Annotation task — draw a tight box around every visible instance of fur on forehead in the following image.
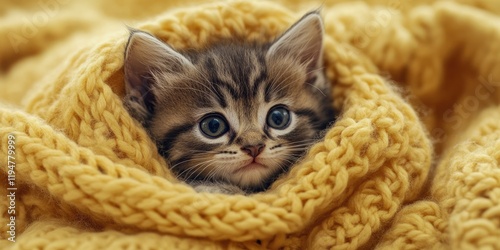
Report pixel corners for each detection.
[123,10,329,137]
[122,11,325,122]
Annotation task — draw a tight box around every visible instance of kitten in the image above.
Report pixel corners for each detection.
[123,11,336,194]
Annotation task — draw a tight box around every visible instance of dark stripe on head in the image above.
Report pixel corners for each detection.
[204,57,240,99]
[252,69,268,96]
[252,54,267,96]
[264,84,272,102]
[235,55,252,98]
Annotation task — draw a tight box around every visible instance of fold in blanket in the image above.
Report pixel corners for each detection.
[0,0,499,249]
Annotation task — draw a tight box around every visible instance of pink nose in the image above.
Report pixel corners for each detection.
[241,144,265,157]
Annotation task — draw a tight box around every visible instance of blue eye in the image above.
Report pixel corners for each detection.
[200,115,228,138]
[267,106,291,129]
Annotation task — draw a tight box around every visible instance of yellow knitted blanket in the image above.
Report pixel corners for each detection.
[1,0,499,249]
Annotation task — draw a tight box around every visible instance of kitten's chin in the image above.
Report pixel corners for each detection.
[232,162,267,174]
[229,161,277,189]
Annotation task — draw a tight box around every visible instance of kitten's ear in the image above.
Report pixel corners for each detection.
[123,30,192,121]
[267,12,324,82]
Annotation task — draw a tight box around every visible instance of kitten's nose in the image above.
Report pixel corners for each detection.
[241,144,265,157]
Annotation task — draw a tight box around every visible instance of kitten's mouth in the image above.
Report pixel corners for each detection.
[234,162,267,173]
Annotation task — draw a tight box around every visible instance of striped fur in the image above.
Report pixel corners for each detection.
[124,12,336,193]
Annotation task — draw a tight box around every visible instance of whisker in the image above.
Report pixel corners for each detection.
[191,159,218,181]
[177,161,207,179]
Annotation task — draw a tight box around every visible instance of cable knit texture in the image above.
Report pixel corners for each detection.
[0,0,499,249]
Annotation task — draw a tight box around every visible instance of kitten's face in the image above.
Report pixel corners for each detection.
[124,12,335,191]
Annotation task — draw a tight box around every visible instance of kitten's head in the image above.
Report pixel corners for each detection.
[123,12,335,192]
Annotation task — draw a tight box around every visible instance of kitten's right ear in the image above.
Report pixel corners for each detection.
[267,12,324,84]
[123,30,192,121]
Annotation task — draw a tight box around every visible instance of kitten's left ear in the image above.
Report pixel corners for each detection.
[124,30,193,97]
[123,30,193,122]
[267,12,324,83]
